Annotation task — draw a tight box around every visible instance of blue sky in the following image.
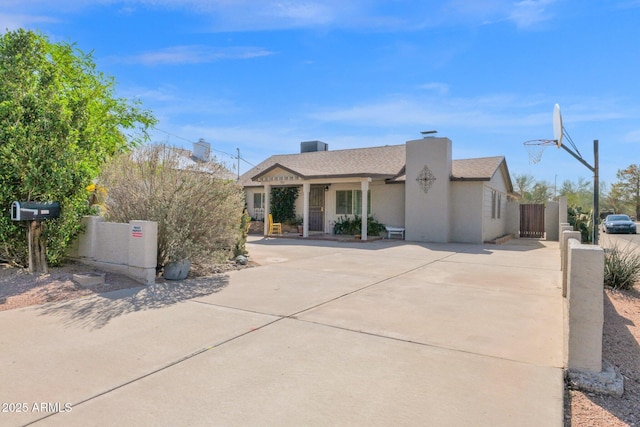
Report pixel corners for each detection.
[3,1,640,190]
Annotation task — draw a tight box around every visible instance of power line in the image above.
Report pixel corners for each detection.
[153,127,235,158]
[152,126,258,169]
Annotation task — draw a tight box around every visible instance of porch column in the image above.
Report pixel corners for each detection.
[361,179,370,241]
[263,184,271,236]
[302,182,310,238]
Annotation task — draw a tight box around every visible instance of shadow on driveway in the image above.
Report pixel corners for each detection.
[36,275,229,330]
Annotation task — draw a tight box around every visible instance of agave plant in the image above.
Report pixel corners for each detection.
[604,242,640,290]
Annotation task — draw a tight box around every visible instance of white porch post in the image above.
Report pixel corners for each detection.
[263,184,271,236]
[361,179,370,241]
[302,182,310,238]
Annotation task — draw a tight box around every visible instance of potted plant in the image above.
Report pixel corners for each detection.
[162,245,192,280]
[163,258,191,280]
[294,215,304,235]
[161,230,196,280]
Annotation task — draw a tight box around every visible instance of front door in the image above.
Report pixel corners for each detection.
[309,186,325,231]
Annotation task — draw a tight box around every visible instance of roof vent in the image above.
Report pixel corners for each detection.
[301,140,328,153]
[421,130,438,138]
[193,138,211,161]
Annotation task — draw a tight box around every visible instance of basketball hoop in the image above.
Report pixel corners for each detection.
[523,139,557,164]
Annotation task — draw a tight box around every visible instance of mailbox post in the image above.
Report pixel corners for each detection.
[11,201,60,221]
[10,201,60,273]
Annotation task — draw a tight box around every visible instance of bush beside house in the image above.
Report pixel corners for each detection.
[98,144,245,273]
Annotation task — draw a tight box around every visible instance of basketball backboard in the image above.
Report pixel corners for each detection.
[553,103,563,148]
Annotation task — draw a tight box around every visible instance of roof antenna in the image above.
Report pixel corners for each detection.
[421,130,437,138]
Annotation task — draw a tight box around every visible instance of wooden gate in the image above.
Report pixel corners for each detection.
[519,204,545,238]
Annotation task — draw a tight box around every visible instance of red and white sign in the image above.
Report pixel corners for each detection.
[131,225,143,238]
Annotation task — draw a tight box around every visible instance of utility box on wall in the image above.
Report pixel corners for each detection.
[11,201,60,221]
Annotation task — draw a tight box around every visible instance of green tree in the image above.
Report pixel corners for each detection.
[512,173,535,199]
[270,187,299,224]
[528,181,553,204]
[604,183,629,215]
[0,29,155,270]
[611,164,640,219]
[558,177,592,209]
[511,174,552,203]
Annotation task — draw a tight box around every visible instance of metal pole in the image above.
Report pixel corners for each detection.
[560,144,595,173]
[559,139,599,244]
[237,148,240,181]
[593,139,599,245]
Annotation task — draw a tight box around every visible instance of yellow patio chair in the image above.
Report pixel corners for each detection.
[268,214,282,235]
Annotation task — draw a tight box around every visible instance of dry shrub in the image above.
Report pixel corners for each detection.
[98,144,245,270]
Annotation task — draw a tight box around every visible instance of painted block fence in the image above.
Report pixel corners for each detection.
[69,216,157,285]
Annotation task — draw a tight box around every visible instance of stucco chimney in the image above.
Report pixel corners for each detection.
[404,136,452,242]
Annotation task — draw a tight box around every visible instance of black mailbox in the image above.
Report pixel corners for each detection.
[11,201,60,221]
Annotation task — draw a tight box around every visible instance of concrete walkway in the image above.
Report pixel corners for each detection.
[0,237,564,426]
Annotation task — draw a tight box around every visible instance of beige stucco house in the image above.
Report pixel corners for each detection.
[239,136,516,243]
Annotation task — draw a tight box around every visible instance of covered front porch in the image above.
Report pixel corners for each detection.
[248,222,385,242]
[255,175,374,241]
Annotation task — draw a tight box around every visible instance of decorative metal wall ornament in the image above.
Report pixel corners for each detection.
[416,165,436,194]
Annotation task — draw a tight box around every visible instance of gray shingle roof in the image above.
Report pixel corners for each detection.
[241,145,406,185]
[451,156,506,180]
[240,144,512,192]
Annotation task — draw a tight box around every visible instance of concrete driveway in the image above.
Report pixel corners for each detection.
[0,237,564,426]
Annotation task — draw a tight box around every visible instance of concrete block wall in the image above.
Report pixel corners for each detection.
[94,222,129,265]
[561,230,582,297]
[559,195,568,224]
[71,216,157,285]
[545,201,560,241]
[505,200,520,238]
[564,237,604,372]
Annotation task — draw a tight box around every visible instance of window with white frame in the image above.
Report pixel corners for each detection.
[491,190,497,219]
[491,190,502,219]
[336,190,371,215]
[253,192,265,220]
[253,192,264,209]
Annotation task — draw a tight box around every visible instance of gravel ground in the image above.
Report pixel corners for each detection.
[565,287,640,426]
[0,258,254,312]
[0,261,143,311]
[1,260,638,425]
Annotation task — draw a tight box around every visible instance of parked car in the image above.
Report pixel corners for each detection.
[601,214,637,234]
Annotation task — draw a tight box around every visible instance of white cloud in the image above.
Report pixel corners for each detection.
[0,1,343,32]
[0,13,57,31]
[622,129,640,143]
[508,0,556,28]
[308,95,550,131]
[1,0,561,34]
[616,0,640,9]
[117,45,274,65]
[199,0,395,32]
[306,93,640,148]
[418,82,450,95]
[270,1,335,25]
[120,85,178,102]
[444,0,557,29]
